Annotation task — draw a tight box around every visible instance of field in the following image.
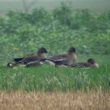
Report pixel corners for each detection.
[0,55,110,109]
[0,2,110,109]
[0,55,110,92]
[0,91,110,110]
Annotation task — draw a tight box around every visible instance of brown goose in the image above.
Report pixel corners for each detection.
[71,58,99,68]
[45,47,77,66]
[7,47,48,68]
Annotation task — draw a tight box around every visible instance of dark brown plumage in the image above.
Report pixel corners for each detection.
[71,58,99,68]
[7,47,48,68]
[45,47,77,66]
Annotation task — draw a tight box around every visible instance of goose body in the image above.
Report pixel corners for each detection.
[45,47,77,66]
[48,54,68,65]
[7,48,47,68]
[69,58,99,68]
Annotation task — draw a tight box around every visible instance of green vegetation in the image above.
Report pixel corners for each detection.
[0,4,110,65]
[0,3,110,92]
[0,55,110,92]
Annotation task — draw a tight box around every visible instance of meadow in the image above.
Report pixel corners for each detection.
[0,55,110,92]
[0,55,110,110]
[0,3,110,109]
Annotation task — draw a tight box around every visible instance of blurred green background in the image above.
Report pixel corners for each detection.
[0,0,110,65]
[0,0,110,15]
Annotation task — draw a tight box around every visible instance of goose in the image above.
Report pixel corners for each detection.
[70,58,99,68]
[7,47,48,68]
[45,47,77,66]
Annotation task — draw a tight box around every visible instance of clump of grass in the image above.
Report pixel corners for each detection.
[0,63,110,92]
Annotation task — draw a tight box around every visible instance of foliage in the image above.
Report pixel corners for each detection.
[0,4,110,65]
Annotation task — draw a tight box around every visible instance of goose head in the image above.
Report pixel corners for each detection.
[37,47,48,59]
[87,58,99,68]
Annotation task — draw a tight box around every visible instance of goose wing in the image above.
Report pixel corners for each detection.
[14,58,24,63]
[50,54,67,61]
[71,63,89,68]
[21,56,42,64]
[45,55,68,65]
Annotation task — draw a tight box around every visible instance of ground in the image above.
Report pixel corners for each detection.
[0,55,110,110]
[0,91,110,110]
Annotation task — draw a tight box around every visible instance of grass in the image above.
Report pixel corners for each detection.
[0,55,110,92]
[0,91,110,110]
[0,55,110,110]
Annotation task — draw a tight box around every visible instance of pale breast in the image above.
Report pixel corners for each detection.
[68,54,77,65]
